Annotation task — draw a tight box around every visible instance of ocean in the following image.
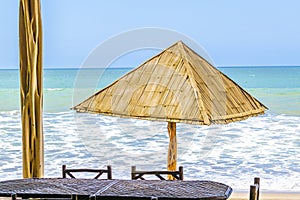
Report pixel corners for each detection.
[0,66,299,192]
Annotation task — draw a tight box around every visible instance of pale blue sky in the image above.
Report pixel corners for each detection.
[1,0,300,69]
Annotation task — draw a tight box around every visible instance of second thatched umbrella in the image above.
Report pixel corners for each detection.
[73,41,267,177]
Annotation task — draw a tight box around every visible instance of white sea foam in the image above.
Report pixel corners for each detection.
[0,110,299,192]
[45,88,64,91]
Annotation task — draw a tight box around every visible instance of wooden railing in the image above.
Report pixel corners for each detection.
[62,165,112,179]
[131,166,183,180]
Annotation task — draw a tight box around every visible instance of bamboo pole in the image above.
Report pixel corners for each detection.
[19,0,44,178]
[167,122,177,180]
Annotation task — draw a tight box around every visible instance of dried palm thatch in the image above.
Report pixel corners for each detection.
[73,41,267,124]
[73,41,267,176]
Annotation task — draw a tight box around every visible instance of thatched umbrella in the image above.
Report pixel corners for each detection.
[19,0,44,178]
[73,41,267,178]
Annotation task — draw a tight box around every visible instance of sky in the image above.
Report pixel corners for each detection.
[1,0,300,69]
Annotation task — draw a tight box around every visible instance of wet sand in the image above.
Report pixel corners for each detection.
[229,191,300,200]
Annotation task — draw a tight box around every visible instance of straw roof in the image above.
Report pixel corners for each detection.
[73,41,267,125]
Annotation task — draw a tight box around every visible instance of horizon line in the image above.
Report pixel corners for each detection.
[1,65,300,70]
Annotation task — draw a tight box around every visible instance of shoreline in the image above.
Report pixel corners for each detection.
[229,191,300,200]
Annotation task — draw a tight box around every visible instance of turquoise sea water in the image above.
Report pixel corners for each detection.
[0,66,299,192]
[1,66,299,114]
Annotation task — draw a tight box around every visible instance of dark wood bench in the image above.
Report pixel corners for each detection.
[131,166,183,180]
[0,178,232,200]
[62,165,112,179]
[11,193,78,200]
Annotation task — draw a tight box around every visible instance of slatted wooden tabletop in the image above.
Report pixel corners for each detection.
[0,178,232,199]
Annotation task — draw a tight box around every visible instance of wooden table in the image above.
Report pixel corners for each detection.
[0,178,232,199]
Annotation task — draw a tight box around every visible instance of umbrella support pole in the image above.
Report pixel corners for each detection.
[19,0,44,178]
[167,122,177,180]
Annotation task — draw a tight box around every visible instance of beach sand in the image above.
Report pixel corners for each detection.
[229,191,300,200]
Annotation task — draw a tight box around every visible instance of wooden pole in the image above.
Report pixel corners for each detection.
[19,0,44,178]
[254,177,260,200]
[249,177,260,200]
[167,122,177,180]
